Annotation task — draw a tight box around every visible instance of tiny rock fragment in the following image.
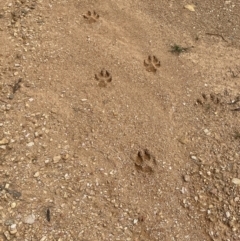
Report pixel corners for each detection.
[178,136,189,144]
[9,224,17,234]
[23,214,36,224]
[183,175,190,182]
[184,4,195,11]
[61,153,69,160]
[0,138,8,145]
[11,202,16,209]
[64,173,70,180]
[234,197,239,202]
[133,219,138,224]
[232,178,240,185]
[53,155,61,163]
[26,142,34,147]
[34,172,40,178]
[4,231,11,240]
[204,129,210,135]
[181,187,187,194]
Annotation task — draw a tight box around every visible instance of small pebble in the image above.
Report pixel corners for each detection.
[11,202,16,209]
[204,129,210,135]
[232,178,240,185]
[190,155,197,160]
[23,214,35,224]
[34,172,40,178]
[133,219,138,224]
[9,224,17,234]
[26,142,34,147]
[183,175,190,182]
[4,231,10,240]
[0,138,8,145]
[53,155,61,163]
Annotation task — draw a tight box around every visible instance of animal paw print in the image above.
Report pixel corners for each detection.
[95,69,112,87]
[195,93,222,111]
[133,149,157,174]
[83,11,99,24]
[144,55,161,73]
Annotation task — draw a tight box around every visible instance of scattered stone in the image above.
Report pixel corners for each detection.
[5,104,11,111]
[232,178,240,185]
[234,197,239,202]
[61,153,69,160]
[4,231,10,240]
[64,173,70,180]
[183,174,190,182]
[8,94,14,99]
[34,172,40,178]
[181,187,187,194]
[190,155,197,160]
[204,129,210,135]
[226,211,231,218]
[0,145,7,150]
[23,214,35,224]
[11,202,16,209]
[9,224,17,234]
[53,155,61,163]
[184,4,196,11]
[0,138,8,145]
[26,142,34,147]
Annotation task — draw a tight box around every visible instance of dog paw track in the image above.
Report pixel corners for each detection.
[83,11,99,23]
[95,69,112,87]
[195,93,222,111]
[132,149,157,174]
[144,55,161,73]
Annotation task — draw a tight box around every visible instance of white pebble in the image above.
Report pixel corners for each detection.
[23,214,36,224]
[27,142,34,147]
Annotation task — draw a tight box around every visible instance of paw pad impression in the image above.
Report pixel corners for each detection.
[95,69,112,87]
[83,11,99,23]
[144,55,161,73]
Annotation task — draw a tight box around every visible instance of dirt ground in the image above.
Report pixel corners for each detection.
[0,0,240,240]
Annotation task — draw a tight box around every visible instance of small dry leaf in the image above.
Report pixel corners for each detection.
[184,4,195,12]
[232,178,240,185]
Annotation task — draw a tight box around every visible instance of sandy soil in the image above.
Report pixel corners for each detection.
[0,0,240,240]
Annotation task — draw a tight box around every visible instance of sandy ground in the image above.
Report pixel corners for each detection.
[0,0,240,240]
